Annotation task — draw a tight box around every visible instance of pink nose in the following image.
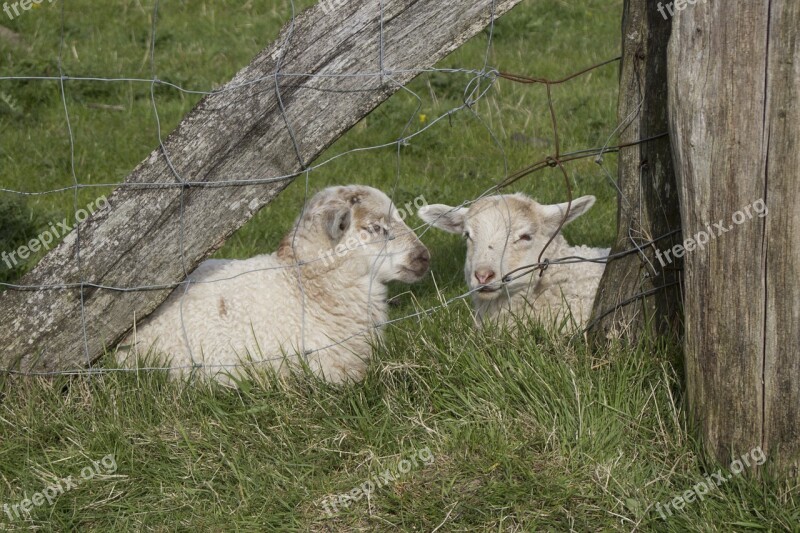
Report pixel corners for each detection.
[474,269,496,285]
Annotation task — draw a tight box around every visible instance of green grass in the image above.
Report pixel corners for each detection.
[1,0,797,530]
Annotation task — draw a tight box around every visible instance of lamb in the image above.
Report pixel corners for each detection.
[418,193,609,329]
[118,185,430,385]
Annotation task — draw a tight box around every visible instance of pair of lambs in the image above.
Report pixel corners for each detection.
[120,185,607,385]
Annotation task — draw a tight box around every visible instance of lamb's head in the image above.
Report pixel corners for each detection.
[281,185,430,283]
[419,193,596,300]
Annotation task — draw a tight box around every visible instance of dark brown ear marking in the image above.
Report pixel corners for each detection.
[325,205,352,241]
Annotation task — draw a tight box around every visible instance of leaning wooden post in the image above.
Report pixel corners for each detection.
[0,0,526,373]
[669,1,800,475]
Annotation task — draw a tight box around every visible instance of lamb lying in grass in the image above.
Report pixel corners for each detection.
[119,185,430,384]
[419,193,608,329]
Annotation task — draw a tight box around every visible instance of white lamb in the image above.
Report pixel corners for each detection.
[118,185,430,384]
[419,193,609,329]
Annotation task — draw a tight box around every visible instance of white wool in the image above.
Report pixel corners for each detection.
[118,185,430,385]
[419,193,609,329]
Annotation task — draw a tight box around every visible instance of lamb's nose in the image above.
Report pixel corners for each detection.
[417,248,431,266]
[474,269,496,285]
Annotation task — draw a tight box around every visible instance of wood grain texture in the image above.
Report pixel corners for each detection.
[0,0,526,372]
[669,0,799,475]
[589,0,683,342]
[763,0,800,477]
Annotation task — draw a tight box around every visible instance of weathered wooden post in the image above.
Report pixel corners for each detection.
[669,0,799,474]
[0,0,526,373]
[589,0,683,341]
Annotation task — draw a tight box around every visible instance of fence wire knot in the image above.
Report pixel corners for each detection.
[538,258,550,277]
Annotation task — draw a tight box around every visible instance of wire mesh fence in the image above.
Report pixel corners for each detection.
[0,0,680,379]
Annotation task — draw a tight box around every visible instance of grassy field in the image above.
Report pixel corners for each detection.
[1,0,798,531]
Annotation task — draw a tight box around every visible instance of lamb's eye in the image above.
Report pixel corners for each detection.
[365,224,386,235]
[518,234,533,242]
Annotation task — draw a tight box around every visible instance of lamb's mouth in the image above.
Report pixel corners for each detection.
[475,285,502,298]
[400,266,428,279]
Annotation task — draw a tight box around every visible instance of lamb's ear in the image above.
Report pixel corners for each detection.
[539,195,596,229]
[323,204,352,241]
[418,204,467,234]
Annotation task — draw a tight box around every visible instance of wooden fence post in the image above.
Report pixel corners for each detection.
[669,1,799,475]
[589,0,683,342]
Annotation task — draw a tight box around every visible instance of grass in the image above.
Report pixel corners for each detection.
[0,0,798,531]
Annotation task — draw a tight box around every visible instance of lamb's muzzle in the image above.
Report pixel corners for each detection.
[404,246,431,279]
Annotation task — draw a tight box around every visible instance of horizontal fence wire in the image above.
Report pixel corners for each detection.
[0,0,679,378]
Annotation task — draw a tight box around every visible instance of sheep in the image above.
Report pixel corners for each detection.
[118,185,431,385]
[418,193,609,329]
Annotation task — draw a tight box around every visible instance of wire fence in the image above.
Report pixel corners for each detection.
[0,0,681,379]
